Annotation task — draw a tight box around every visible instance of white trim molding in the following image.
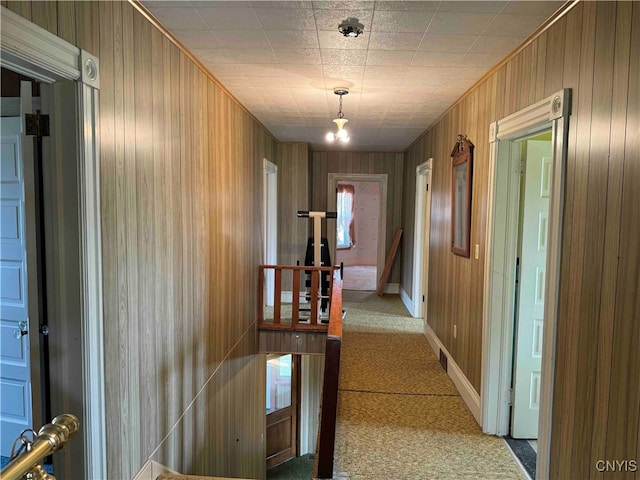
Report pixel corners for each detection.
[424,324,481,424]
[1,8,106,479]
[536,94,570,480]
[490,89,569,140]
[78,72,106,480]
[399,287,412,315]
[0,6,81,82]
[411,159,432,318]
[80,49,100,90]
[481,89,571,480]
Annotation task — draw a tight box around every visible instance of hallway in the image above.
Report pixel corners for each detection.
[332,292,525,479]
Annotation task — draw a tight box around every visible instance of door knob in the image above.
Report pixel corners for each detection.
[13,321,28,339]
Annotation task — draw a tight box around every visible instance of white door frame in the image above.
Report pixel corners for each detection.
[263,159,278,305]
[481,89,571,480]
[327,173,387,285]
[411,159,432,318]
[1,7,105,479]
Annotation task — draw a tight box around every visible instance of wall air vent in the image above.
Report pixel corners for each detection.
[439,349,448,372]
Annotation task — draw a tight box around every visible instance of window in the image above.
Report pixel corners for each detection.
[266,354,292,414]
[337,184,355,249]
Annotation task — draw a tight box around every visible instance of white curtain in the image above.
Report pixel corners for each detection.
[337,185,355,248]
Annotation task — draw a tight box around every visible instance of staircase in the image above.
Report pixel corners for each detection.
[258,265,345,479]
[258,265,339,355]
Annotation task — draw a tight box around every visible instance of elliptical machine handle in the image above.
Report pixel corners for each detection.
[325,212,337,218]
[297,210,309,217]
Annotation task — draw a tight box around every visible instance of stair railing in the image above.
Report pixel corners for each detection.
[258,265,338,331]
[1,414,79,480]
[314,269,344,479]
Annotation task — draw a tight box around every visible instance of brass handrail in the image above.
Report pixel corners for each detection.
[1,414,80,480]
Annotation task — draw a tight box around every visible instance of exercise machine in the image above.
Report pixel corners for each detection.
[297,210,338,323]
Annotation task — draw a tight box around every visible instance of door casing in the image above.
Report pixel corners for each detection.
[0,7,105,478]
[481,89,571,480]
[266,354,300,470]
[327,173,387,287]
[411,159,432,318]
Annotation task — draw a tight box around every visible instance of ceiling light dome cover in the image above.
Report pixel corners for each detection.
[338,18,364,37]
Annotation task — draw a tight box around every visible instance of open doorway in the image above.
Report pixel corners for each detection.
[481,89,571,480]
[327,173,387,293]
[0,9,105,477]
[499,131,553,478]
[0,73,46,461]
[0,69,86,477]
[266,354,300,470]
[335,181,380,291]
[263,159,277,306]
[511,130,553,442]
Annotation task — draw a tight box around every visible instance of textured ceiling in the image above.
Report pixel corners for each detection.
[142,1,564,151]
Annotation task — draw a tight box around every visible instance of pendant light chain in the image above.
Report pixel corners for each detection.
[337,94,344,119]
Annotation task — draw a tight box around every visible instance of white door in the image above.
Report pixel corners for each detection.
[0,116,33,456]
[511,138,552,439]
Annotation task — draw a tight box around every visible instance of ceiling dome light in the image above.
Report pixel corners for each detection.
[338,18,364,38]
[326,88,351,144]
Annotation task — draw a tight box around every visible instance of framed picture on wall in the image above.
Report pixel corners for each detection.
[451,135,474,257]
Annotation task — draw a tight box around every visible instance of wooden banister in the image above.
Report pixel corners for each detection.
[315,269,343,479]
[258,265,337,332]
[258,265,344,476]
[274,268,282,324]
[292,269,300,326]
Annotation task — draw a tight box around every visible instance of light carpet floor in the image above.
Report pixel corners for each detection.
[332,291,526,480]
[341,265,377,291]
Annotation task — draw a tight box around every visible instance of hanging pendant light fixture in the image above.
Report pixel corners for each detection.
[326,88,350,144]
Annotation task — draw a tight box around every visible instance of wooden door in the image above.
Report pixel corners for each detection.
[266,354,299,470]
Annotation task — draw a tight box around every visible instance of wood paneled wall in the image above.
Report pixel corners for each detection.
[402,2,640,477]
[5,1,276,478]
[9,0,639,477]
[275,143,311,289]
[311,151,404,284]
